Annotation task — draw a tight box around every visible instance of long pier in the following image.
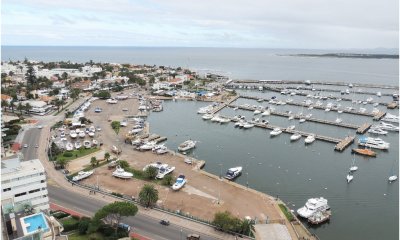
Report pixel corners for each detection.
[222,115,354,151]
[210,95,240,114]
[228,104,371,134]
[239,95,387,120]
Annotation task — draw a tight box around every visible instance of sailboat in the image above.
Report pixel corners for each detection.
[347,173,354,183]
[388,159,398,183]
[349,154,358,172]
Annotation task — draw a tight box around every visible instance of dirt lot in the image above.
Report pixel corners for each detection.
[78,92,282,222]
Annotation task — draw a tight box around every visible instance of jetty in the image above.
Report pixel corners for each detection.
[224,115,354,151]
[210,95,240,114]
[228,104,371,134]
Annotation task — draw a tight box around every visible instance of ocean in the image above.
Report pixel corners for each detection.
[2,46,399,240]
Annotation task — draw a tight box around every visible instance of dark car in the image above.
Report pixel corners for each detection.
[159,219,170,226]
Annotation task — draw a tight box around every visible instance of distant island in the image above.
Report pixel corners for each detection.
[287,53,399,59]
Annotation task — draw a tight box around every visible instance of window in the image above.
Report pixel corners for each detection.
[29,189,40,194]
[15,192,27,197]
[3,188,11,192]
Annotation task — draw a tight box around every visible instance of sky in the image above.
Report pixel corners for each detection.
[1,0,399,49]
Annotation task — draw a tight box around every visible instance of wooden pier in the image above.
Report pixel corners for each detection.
[223,115,353,151]
[335,136,355,152]
[228,104,370,132]
[210,95,240,114]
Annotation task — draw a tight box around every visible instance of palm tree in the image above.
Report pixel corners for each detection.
[1,100,9,112]
[17,102,24,115]
[56,158,70,169]
[90,156,97,167]
[139,184,159,208]
[104,152,111,162]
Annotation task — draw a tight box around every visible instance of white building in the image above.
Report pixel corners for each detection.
[1,157,49,215]
[20,100,53,115]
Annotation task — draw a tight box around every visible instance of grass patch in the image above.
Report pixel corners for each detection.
[56,148,100,162]
[278,204,294,222]
[68,232,105,240]
[68,160,109,179]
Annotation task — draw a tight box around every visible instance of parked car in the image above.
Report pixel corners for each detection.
[118,223,131,232]
[159,219,170,226]
[23,144,28,148]
[187,234,200,240]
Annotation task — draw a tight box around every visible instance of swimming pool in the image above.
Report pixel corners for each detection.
[21,212,49,235]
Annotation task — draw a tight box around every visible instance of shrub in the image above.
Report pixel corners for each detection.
[162,175,174,186]
[78,218,91,234]
[144,166,158,179]
[63,152,73,157]
[52,211,70,219]
[111,192,123,198]
[61,217,79,232]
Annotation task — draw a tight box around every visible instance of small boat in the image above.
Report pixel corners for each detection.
[270,128,282,136]
[290,133,302,141]
[111,145,122,154]
[218,116,231,123]
[347,173,353,183]
[338,110,343,114]
[112,165,133,179]
[70,130,77,139]
[287,125,295,131]
[79,131,86,138]
[88,131,95,137]
[243,122,255,129]
[178,140,196,152]
[211,115,222,122]
[261,110,271,116]
[308,106,314,110]
[335,118,342,123]
[254,109,261,115]
[72,170,94,181]
[153,145,168,154]
[388,159,398,183]
[377,92,382,97]
[297,197,330,218]
[94,107,102,113]
[325,108,331,112]
[184,158,192,164]
[299,118,306,123]
[66,142,74,151]
[308,211,331,225]
[305,135,316,144]
[92,139,98,146]
[202,114,213,120]
[106,98,118,104]
[373,103,379,107]
[75,141,82,149]
[288,115,295,120]
[349,154,358,172]
[389,175,398,183]
[139,141,157,151]
[89,126,96,132]
[83,140,91,149]
[233,107,239,111]
[224,167,243,180]
[351,148,376,157]
[359,108,367,113]
[156,165,176,179]
[172,175,186,190]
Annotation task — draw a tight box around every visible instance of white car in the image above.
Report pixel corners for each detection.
[37,125,43,129]
[23,144,28,148]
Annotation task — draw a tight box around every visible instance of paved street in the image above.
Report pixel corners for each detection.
[48,185,218,240]
[21,127,42,160]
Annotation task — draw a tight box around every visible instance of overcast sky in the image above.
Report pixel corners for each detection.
[2,0,399,49]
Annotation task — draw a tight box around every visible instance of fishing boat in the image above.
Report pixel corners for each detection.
[351,148,376,157]
[72,170,94,181]
[172,175,186,190]
[156,165,176,179]
[224,167,243,180]
[304,134,316,144]
[112,165,133,179]
[290,132,302,141]
[83,140,91,149]
[178,140,196,152]
[297,197,330,218]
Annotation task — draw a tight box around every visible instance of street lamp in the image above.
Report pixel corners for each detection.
[180,228,183,240]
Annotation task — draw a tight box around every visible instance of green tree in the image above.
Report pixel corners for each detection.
[17,102,24,114]
[118,160,129,170]
[144,166,158,179]
[162,175,174,186]
[70,88,81,101]
[111,121,121,135]
[212,211,243,233]
[56,158,70,169]
[104,152,111,162]
[90,156,97,167]
[91,202,138,235]
[61,72,68,80]
[94,90,111,99]
[24,103,32,115]
[25,65,37,87]
[1,99,9,112]
[139,184,159,208]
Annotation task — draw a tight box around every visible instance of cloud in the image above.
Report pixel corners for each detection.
[1,0,398,48]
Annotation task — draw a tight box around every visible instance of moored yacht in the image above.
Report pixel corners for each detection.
[224,167,243,180]
[270,128,282,136]
[297,197,330,218]
[172,175,186,190]
[290,132,302,141]
[178,140,196,152]
[305,134,316,144]
[202,114,214,120]
[382,113,399,124]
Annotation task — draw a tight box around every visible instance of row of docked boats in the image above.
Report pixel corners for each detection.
[358,136,390,150]
[68,126,97,139]
[65,139,99,150]
[368,122,399,135]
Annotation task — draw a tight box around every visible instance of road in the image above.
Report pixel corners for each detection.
[21,127,42,160]
[48,185,217,240]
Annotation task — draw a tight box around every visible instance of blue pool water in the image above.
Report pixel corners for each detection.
[23,213,49,234]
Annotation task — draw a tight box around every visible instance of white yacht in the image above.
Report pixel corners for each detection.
[379,122,399,132]
[335,118,342,123]
[358,136,390,150]
[297,197,330,218]
[261,110,271,116]
[83,140,91,149]
[243,122,255,129]
[156,165,176,179]
[287,125,295,131]
[139,141,157,151]
[66,142,74,151]
[70,130,77,139]
[368,127,388,135]
[254,109,261,115]
[153,145,168,154]
[172,175,186,190]
[112,165,133,179]
[224,167,243,180]
[218,116,231,123]
[305,135,316,144]
[178,140,196,152]
[382,113,399,124]
[389,175,398,183]
[74,141,82,149]
[197,105,214,114]
[299,118,306,123]
[270,128,282,136]
[202,114,214,120]
[106,98,118,104]
[290,132,302,141]
[72,170,94,182]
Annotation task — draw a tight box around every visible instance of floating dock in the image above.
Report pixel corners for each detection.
[228,104,371,134]
[210,95,240,114]
[334,136,355,151]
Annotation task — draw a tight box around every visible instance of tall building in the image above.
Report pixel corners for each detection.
[1,156,49,215]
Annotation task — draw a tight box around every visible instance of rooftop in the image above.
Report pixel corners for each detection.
[1,157,44,176]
